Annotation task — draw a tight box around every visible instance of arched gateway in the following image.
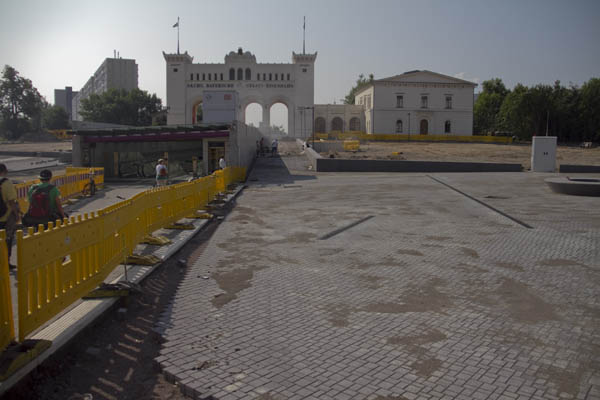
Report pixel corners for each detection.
[164,48,317,137]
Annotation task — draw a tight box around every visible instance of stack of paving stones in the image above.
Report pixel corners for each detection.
[155,155,600,400]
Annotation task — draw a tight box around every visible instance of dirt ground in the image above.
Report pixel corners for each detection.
[320,142,600,170]
[0,142,72,153]
[3,218,227,400]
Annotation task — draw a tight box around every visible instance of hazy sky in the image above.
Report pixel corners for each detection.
[1,0,599,130]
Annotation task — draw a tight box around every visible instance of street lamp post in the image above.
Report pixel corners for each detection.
[408,112,411,141]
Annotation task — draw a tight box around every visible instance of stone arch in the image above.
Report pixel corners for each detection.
[315,117,326,133]
[229,68,235,80]
[191,98,203,124]
[349,117,360,131]
[237,68,243,80]
[245,68,251,80]
[331,117,344,132]
[267,96,293,135]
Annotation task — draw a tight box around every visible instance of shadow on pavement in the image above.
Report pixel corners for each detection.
[249,154,316,187]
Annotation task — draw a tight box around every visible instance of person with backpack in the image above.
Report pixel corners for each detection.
[0,163,21,269]
[23,169,65,229]
[155,158,168,186]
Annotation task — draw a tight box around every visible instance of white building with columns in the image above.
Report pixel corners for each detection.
[354,70,477,135]
[163,48,316,137]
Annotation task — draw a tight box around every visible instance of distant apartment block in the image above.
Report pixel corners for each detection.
[72,57,138,121]
[54,86,78,119]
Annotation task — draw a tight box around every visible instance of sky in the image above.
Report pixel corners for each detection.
[1,0,599,131]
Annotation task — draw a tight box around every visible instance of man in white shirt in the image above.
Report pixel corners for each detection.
[156,159,168,186]
[219,157,226,169]
[271,139,278,157]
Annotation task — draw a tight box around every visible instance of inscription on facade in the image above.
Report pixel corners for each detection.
[188,83,294,89]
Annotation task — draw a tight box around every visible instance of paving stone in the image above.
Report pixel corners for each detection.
[153,151,600,400]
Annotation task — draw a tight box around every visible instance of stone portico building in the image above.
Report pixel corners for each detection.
[164,48,316,137]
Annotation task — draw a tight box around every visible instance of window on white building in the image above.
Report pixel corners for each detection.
[257,73,260,80]
[445,96,452,109]
[220,73,223,80]
[229,68,235,80]
[202,73,205,80]
[287,73,290,80]
[237,68,243,80]
[275,73,278,81]
[263,73,266,80]
[445,120,451,133]
[190,73,193,80]
[421,96,428,108]
[196,73,199,80]
[269,73,272,81]
[396,95,403,108]
[208,73,212,80]
[245,68,251,80]
[396,120,403,133]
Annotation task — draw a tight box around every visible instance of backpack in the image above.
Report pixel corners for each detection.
[0,178,7,217]
[28,185,53,218]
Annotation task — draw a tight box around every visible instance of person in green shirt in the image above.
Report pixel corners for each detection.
[24,169,66,229]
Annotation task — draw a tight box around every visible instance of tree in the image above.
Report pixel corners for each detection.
[0,65,46,139]
[473,78,508,134]
[80,88,163,126]
[344,73,374,105]
[579,78,600,141]
[42,105,70,129]
[498,84,532,139]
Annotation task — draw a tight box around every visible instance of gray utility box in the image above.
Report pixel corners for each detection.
[202,91,239,124]
[531,136,557,172]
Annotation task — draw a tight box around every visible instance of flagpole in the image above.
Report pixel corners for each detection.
[303,16,305,54]
[177,17,180,54]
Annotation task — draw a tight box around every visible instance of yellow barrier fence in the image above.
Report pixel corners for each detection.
[314,131,512,144]
[343,140,360,151]
[0,231,15,351]
[15,167,245,342]
[15,168,104,214]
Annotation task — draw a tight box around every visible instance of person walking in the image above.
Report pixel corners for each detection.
[271,138,278,157]
[0,163,21,269]
[23,169,65,230]
[155,158,168,186]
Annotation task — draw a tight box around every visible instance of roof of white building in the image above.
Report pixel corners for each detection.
[356,69,477,96]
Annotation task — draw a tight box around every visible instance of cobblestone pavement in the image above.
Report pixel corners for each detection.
[156,144,600,400]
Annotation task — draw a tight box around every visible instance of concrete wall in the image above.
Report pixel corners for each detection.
[315,159,522,173]
[311,141,343,153]
[228,121,263,173]
[559,164,600,173]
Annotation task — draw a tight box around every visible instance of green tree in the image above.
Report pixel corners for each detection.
[473,78,509,134]
[0,65,47,139]
[42,104,70,129]
[344,73,374,105]
[498,83,530,139]
[579,78,600,141]
[80,88,162,126]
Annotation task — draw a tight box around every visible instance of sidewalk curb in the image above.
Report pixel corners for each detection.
[0,183,245,394]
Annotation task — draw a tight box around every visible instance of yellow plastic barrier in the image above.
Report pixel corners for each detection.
[323,131,512,144]
[15,166,245,341]
[0,231,15,352]
[343,140,360,151]
[15,168,105,214]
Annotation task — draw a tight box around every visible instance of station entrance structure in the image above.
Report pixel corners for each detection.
[163,48,317,138]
